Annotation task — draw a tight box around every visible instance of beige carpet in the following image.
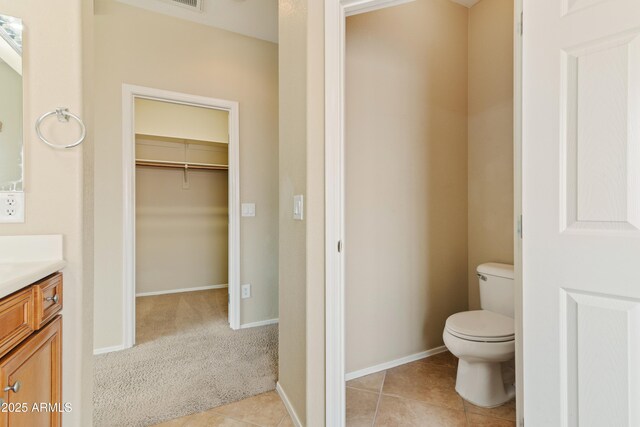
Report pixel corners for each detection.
[93,290,278,427]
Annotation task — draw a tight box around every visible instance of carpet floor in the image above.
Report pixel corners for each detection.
[93,289,278,427]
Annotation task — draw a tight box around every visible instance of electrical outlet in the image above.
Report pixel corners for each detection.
[0,193,24,223]
[241,284,251,299]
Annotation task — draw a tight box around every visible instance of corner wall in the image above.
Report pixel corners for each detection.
[278,0,308,421]
[92,0,279,350]
[467,0,514,309]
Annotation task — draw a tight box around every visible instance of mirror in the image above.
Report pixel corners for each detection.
[0,14,22,192]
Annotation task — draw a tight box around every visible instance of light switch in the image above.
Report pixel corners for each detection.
[293,195,304,221]
[241,203,256,217]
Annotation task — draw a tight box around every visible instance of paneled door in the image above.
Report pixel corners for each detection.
[523,0,640,425]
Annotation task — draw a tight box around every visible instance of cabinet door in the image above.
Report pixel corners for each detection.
[0,316,61,427]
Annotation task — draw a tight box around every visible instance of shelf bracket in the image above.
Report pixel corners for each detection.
[182,164,190,189]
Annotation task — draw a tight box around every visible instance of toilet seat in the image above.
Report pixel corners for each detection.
[445,310,514,343]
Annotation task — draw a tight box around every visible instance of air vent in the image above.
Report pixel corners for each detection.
[163,0,203,12]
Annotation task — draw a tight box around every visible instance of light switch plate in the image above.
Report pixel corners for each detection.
[293,195,304,220]
[241,203,256,217]
[241,284,251,299]
[0,192,24,223]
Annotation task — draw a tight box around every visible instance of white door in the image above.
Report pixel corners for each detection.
[523,0,640,425]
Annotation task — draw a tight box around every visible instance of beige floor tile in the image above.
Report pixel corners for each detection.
[464,398,516,421]
[175,412,258,427]
[210,391,287,427]
[347,371,386,393]
[374,395,467,427]
[419,351,458,369]
[382,361,464,410]
[278,414,295,427]
[346,387,380,427]
[466,413,516,427]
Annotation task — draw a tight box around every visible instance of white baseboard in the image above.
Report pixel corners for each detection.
[93,344,127,355]
[136,284,228,297]
[276,382,303,427]
[345,345,448,381]
[240,318,279,329]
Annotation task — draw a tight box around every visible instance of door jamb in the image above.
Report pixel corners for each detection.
[122,84,241,349]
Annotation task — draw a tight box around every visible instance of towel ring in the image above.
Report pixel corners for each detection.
[35,108,86,149]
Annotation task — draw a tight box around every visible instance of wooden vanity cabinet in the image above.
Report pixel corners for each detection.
[0,289,34,360]
[0,317,61,427]
[0,273,63,427]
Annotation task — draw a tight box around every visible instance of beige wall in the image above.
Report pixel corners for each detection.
[278,0,327,423]
[0,0,93,425]
[0,60,23,190]
[468,0,514,309]
[345,0,469,373]
[135,98,229,143]
[93,0,279,350]
[278,0,307,421]
[304,0,326,422]
[136,164,229,294]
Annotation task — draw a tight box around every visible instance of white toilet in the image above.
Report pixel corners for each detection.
[443,263,515,408]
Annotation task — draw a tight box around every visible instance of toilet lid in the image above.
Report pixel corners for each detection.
[445,310,514,342]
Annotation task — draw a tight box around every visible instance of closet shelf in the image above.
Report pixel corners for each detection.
[135,159,228,171]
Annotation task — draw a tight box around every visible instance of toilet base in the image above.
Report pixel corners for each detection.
[455,359,515,408]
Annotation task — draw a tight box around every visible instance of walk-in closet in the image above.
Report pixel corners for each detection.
[134,98,230,344]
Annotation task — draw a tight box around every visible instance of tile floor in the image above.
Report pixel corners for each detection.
[345,351,516,426]
[153,391,293,427]
[153,351,516,427]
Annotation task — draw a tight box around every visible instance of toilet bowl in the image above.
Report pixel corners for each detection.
[443,263,515,408]
[443,310,515,407]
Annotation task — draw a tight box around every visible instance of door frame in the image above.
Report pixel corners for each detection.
[323,0,524,425]
[122,84,241,349]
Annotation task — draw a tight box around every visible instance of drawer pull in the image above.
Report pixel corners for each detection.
[45,295,59,304]
[4,381,20,393]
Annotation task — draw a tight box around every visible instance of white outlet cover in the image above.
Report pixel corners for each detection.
[0,192,24,223]
[241,203,256,217]
[241,284,251,299]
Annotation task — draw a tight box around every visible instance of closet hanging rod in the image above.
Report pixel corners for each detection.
[135,159,228,171]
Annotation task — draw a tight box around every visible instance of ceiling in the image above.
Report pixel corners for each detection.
[116,0,278,43]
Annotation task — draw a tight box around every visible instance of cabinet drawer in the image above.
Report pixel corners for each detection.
[33,273,62,330]
[0,289,34,360]
[0,316,62,427]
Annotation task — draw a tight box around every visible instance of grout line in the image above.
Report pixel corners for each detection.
[346,386,381,396]
[378,391,465,413]
[371,371,386,427]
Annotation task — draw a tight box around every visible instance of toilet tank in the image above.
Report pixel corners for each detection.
[477,263,515,318]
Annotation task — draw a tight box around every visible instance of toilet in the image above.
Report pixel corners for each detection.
[443,263,515,408]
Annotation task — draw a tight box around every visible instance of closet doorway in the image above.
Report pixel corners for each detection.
[122,85,241,349]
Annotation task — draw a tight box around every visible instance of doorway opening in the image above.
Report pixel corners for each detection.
[325,0,523,425]
[121,85,241,347]
[133,97,231,345]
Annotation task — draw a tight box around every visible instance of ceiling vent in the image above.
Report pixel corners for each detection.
[163,0,203,12]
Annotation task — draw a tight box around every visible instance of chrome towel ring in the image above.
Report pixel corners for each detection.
[35,107,86,149]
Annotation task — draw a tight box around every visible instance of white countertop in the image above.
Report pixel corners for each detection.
[0,260,67,299]
[0,235,66,299]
